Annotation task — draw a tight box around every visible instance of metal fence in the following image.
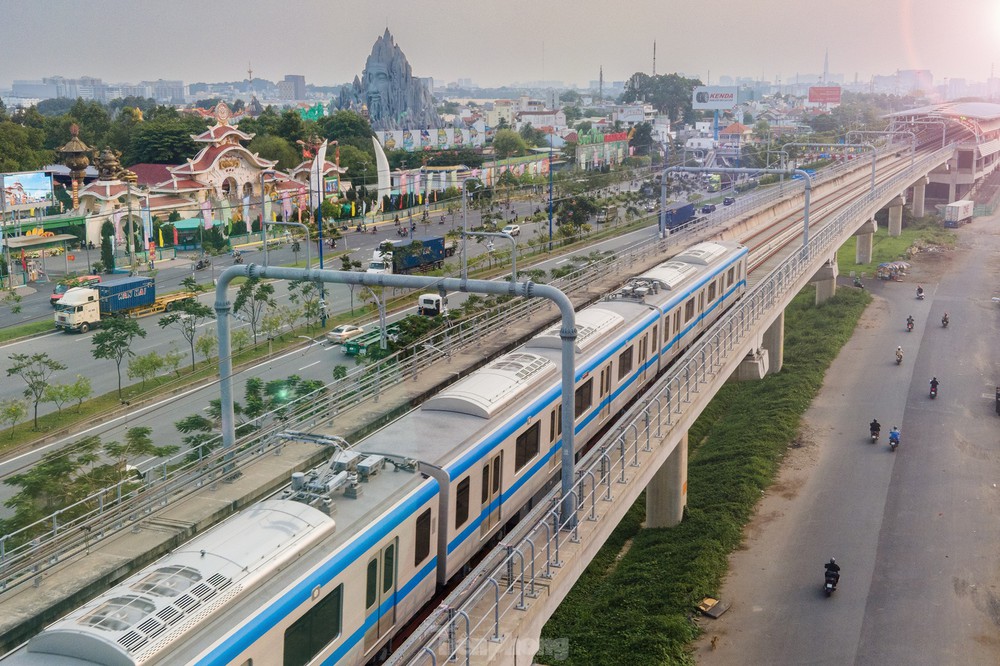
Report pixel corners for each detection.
[390,144,955,665]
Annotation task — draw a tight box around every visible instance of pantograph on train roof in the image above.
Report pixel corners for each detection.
[526,307,625,353]
[422,352,555,419]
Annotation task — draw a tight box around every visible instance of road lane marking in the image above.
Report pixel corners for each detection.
[299,360,321,371]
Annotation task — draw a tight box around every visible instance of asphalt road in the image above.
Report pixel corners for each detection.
[0,217,661,514]
[694,220,1000,664]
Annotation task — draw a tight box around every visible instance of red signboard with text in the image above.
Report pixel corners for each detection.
[808,86,842,104]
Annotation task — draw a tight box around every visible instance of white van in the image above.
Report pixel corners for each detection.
[417,293,448,316]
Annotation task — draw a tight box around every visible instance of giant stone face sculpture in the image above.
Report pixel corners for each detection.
[336,29,443,131]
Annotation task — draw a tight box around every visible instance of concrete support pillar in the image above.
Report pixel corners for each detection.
[853,218,876,265]
[887,195,905,237]
[812,257,838,304]
[762,311,785,375]
[646,432,687,528]
[948,158,957,203]
[912,177,928,218]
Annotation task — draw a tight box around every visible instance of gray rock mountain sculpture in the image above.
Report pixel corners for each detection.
[336,29,443,131]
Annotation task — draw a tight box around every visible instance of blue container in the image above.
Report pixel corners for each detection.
[96,277,156,314]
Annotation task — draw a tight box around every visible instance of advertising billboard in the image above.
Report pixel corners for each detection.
[692,86,738,110]
[808,86,842,104]
[2,170,54,212]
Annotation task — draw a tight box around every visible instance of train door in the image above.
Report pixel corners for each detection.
[599,365,612,419]
[363,539,398,653]
[480,452,503,537]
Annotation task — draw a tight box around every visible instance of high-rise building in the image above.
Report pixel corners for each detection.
[278,74,307,100]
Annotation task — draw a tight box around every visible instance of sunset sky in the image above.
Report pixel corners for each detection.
[3,0,999,89]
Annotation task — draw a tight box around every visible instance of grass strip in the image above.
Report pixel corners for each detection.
[539,287,870,665]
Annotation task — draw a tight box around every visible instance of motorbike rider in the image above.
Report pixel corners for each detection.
[916,285,924,298]
[870,418,881,438]
[889,426,900,444]
[824,558,841,584]
[906,315,915,330]
[942,312,949,326]
[930,377,940,392]
[896,346,903,362]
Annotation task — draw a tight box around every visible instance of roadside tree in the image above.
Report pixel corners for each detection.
[233,277,276,344]
[91,318,146,400]
[128,351,165,389]
[159,300,214,370]
[0,399,27,437]
[6,352,68,429]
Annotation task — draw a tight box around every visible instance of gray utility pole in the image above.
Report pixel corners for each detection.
[660,166,814,245]
[214,265,580,525]
[847,130,916,168]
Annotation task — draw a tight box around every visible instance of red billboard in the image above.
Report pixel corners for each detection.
[808,86,842,104]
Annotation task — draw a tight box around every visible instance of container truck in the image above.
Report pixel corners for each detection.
[943,200,974,228]
[663,202,696,230]
[366,235,456,275]
[54,277,196,333]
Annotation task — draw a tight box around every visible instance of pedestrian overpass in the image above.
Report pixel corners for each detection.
[391,144,958,665]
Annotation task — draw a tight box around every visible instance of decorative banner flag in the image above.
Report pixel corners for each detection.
[281,192,293,220]
[158,227,164,247]
[309,140,328,210]
[263,195,272,223]
[141,204,152,243]
[173,227,179,245]
[242,194,251,227]
[112,209,124,242]
[351,201,356,217]
[201,200,214,230]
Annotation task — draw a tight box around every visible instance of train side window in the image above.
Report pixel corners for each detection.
[515,422,540,472]
[481,464,490,503]
[663,317,670,345]
[708,281,716,302]
[652,325,657,350]
[415,509,431,566]
[617,347,633,380]
[365,559,378,608]
[382,544,395,594]
[684,298,695,323]
[575,379,593,418]
[455,477,470,529]
[283,584,343,666]
[549,405,562,443]
[727,267,735,287]
[673,310,681,333]
[241,661,252,666]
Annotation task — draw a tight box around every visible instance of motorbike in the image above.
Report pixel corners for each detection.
[233,254,244,265]
[896,350,903,365]
[870,428,880,443]
[396,227,408,237]
[824,571,840,597]
[194,258,210,270]
[853,276,864,289]
[916,288,925,300]
[930,384,938,399]
[942,315,949,328]
[906,320,914,332]
[889,432,900,452]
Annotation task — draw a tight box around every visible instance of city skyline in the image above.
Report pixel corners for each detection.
[3,1,1000,92]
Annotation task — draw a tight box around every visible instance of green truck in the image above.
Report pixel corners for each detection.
[342,323,402,357]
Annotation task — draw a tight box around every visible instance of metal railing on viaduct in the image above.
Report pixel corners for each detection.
[389,145,955,665]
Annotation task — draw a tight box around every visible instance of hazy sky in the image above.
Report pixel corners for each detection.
[3,0,1000,90]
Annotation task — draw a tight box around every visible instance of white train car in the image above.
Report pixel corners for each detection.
[3,241,746,666]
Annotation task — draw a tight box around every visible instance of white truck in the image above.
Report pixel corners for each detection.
[943,200,974,227]
[417,293,448,316]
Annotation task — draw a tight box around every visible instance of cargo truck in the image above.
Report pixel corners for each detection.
[54,276,196,333]
[342,323,401,357]
[662,202,696,230]
[943,200,974,228]
[596,206,619,223]
[366,235,456,275]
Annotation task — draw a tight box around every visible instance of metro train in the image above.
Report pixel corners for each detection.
[3,240,748,666]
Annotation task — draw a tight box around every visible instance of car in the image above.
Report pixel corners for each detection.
[501,224,520,237]
[723,197,736,206]
[50,275,102,306]
[326,324,365,344]
[701,204,717,214]
[645,201,657,212]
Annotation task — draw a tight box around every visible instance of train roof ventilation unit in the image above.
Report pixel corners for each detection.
[673,241,731,266]
[526,308,624,353]
[422,352,555,418]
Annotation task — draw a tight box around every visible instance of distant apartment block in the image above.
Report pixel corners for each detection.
[11,76,186,103]
[278,75,306,100]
